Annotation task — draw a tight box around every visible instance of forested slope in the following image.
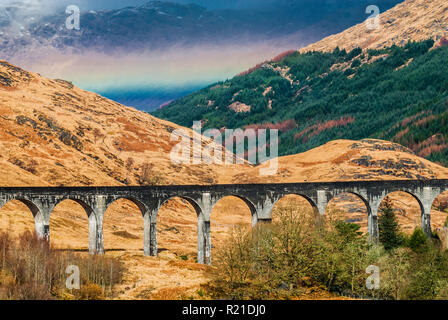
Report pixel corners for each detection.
[153,39,448,165]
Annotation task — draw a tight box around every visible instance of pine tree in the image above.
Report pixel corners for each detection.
[378,197,403,251]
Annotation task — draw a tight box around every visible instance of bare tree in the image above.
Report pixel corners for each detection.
[124,157,135,185]
[136,163,164,186]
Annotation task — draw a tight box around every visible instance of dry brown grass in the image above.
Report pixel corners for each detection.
[150,287,191,300]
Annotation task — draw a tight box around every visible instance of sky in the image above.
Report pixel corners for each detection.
[0,0,279,11]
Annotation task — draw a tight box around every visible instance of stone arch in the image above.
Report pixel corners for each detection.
[377,190,426,235]
[273,193,319,213]
[49,198,92,251]
[157,195,203,218]
[0,197,42,237]
[105,196,148,217]
[210,193,257,225]
[150,195,204,261]
[430,189,448,209]
[102,197,148,252]
[269,193,320,226]
[209,195,255,257]
[0,197,41,217]
[325,191,372,233]
[213,194,256,212]
[326,191,371,214]
[51,197,94,217]
[379,190,424,214]
[429,189,448,230]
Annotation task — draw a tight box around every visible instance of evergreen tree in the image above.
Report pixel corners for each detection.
[378,197,403,250]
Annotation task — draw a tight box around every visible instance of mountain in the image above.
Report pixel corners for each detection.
[0,59,249,187]
[2,58,445,186]
[152,0,448,166]
[0,0,403,110]
[0,0,403,57]
[237,139,448,183]
[301,0,448,52]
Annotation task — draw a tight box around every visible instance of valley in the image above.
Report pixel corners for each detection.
[1,0,448,300]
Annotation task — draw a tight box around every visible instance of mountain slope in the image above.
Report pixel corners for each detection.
[0,60,248,187]
[301,0,448,52]
[152,37,448,165]
[238,139,448,183]
[0,0,405,111]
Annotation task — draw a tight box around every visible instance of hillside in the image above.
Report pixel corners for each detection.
[0,60,249,187]
[234,139,448,183]
[301,0,448,52]
[152,38,448,166]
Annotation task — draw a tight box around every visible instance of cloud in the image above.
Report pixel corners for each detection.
[1,0,65,14]
[11,41,294,91]
[1,0,149,12]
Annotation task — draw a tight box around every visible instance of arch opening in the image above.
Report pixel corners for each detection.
[49,199,91,251]
[378,191,423,235]
[325,192,370,233]
[156,196,199,260]
[210,196,254,252]
[272,194,318,224]
[0,199,37,237]
[103,198,145,253]
[431,190,448,230]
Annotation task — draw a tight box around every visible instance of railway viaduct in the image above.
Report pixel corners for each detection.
[0,179,446,265]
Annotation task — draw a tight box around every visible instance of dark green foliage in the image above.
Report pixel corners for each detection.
[378,198,404,251]
[351,58,361,68]
[408,227,428,252]
[334,220,363,242]
[152,39,448,165]
[345,47,362,61]
[405,246,448,300]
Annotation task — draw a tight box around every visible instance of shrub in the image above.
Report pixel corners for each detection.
[0,231,123,300]
[408,227,428,252]
[205,204,448,300]
[77,283,104,300]
[205,206,373,299]
[136,163,165,186]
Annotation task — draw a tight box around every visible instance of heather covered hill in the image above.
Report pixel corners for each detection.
[236,139,448,183]
[152,39,448,165]
[0,60,248,187]
[301,0,448,53]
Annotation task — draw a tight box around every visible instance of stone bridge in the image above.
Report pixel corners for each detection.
[0,179,447,265]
